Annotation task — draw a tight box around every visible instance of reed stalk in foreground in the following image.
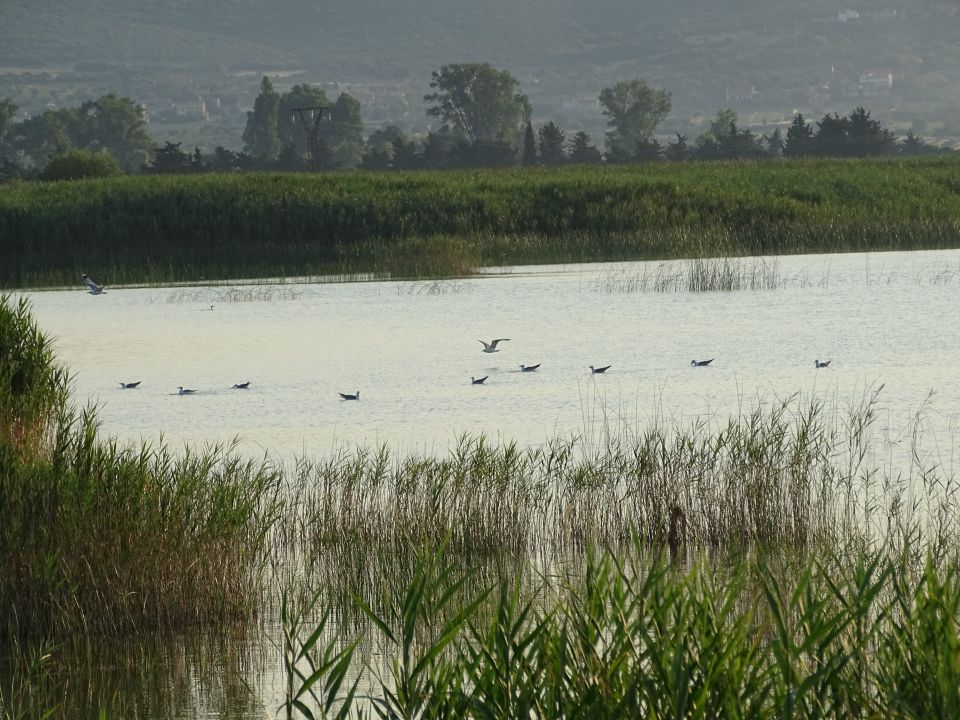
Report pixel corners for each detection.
[283,541,960,719]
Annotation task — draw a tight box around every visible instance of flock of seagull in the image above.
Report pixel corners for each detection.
[85,274,832,401]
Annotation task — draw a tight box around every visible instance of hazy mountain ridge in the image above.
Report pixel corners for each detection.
[2,0,959,142]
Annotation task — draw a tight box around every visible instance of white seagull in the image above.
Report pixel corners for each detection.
[520,363,541,372]
[691,358,714,367]
[177,386,198,395]
[119,381,141,389]
[471,376,488,385]
[815,359,831,368]
[590,365,611,374]
[479,338,510,353]
[339,390,360,400]
[82,274,106,295]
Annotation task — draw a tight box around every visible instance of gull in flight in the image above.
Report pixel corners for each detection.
[339,390,360,400]
[232,381,251,389]
[691,358,714,367]
[177,386,198,395]
[119,381,141,389]
[82,274,106,295]
[815,359,831,368]
[520,363,541,372]
[471,376,488,385]
[479,338,510,353]
[590,365,611,374]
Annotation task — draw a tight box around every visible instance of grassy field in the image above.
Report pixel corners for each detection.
[3,156,960,288]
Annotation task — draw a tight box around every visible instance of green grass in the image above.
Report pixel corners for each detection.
[3,156,960,288]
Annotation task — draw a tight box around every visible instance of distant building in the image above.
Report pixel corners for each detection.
[841,71,894,97]
[725,84,758,103]
[172,97,209,121]
[838,9,860,21]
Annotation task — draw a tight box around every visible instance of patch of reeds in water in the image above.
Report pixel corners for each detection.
[0,295,283,642]
[591,256,785,292]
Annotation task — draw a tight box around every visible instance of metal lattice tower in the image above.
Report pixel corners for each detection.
[291,106,329,171]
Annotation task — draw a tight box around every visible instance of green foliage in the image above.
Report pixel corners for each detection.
[537,121,566,166]
[425,63,531,145]
[243,76,282,161]
[3,157,960,287]
[598,78,671,158]
[0,296,283,641]
[284,544,960,718]
[39,148,122,181]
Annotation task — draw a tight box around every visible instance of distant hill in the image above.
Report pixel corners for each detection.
[2,0,959,142]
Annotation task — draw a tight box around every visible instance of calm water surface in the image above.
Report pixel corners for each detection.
[19,249,960,467]
[12,249,960,718]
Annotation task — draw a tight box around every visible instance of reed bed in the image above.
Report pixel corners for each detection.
[0,295,284,642]
[167,284,304,303]
[4,157,960,288]
[284,386,960,611]
[590,256,786,292]
[282,542,960,719]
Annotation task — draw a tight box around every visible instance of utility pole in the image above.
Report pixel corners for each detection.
[291,106,329,171]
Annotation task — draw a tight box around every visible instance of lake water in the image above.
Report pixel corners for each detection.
[12,248,960,718]
[18,249,960,469]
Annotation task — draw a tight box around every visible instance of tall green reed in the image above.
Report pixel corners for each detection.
[283,541,960,719]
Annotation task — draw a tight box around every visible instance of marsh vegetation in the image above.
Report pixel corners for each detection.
[4,157,960,289]
[3,293,960,717]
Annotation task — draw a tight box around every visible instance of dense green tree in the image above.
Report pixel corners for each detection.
[598,79,671,159]
[568,131,602,164]
[900,130,944,156]
[242,76,282,162]
[75,94,152,172]
[845,106,896,156]
[278,85,330,160]
[424,63,531,145]
[146,141,192,174]
[364,125,419,170]
[40,148,122,180]
[696,121,766,160]
[633,137,663,162]
[783,114,814,158]
[322,93,365,167]
[664,133,690,162]
[765,127,785,157]
[207,146,243,172]
[449,139,516,168]
[420,129,454,169]
[521,121,537,166]
[0,156,25,183]
[812,113,848,156]
[15,108,77,168]
[0,98,16,160]
[538,121,566,166]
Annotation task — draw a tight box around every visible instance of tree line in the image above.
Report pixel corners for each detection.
[0,63,951,182]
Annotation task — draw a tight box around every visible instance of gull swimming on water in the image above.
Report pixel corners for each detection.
[82,274,106,295]
[177,386,198,395]
[479,338,510,353]
[471,376,488,385]
[520,363,541,372]
[339,390,360,400]
[590,365,611,374]
[691,358,714,367]
[119,381,141,389]
[815,359,831,368]
[232,381,251,389]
